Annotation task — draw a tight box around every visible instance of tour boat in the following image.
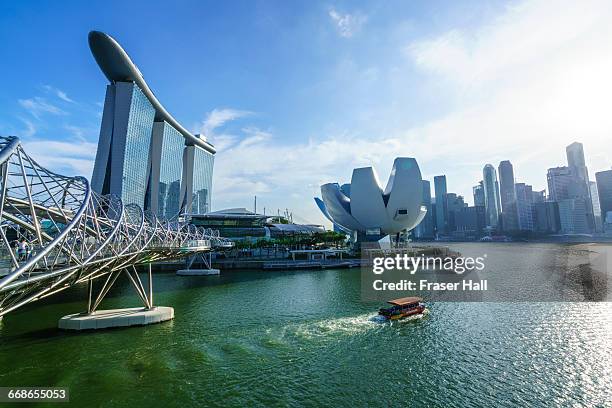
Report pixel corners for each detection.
[378,297,426,321]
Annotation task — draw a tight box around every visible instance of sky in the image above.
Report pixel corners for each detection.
[1,0,611,226]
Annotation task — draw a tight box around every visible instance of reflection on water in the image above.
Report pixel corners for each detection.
[0,243,611,407]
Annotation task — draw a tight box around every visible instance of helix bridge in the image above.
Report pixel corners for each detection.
[0,136,232,319]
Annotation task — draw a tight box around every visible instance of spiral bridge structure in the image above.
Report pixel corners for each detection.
[0,136,231,318]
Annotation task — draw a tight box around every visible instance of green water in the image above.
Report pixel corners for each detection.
[1,244,611,407]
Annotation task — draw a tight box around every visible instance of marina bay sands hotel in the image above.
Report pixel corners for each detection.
[89,31,214,218]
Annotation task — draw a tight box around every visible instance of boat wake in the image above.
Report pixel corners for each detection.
[289,313,381,340]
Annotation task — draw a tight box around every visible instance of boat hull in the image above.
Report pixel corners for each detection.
[382,305,426,321]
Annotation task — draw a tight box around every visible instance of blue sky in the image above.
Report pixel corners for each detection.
[1,0,611,225]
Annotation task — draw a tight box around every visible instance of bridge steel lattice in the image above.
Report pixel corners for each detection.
[0,136,230,317]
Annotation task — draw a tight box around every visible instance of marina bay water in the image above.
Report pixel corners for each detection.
[0,243,611,407]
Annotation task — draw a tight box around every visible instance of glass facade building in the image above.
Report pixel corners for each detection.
[122,85,155,206]
[146,121,184,219]
[192,147,214,214]
[91,82,155,207]
[433,175,448,236]
[515,183,534,231]
[414,180,434,239]
[482,164,501,228]
[180,144,214,215]
[498,160,518,231]
[595,170,612,227]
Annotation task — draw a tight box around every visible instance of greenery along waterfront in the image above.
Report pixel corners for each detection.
[0,243,610,407]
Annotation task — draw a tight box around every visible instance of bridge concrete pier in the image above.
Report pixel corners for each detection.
[58,306,174,330]
[176,268,220,276]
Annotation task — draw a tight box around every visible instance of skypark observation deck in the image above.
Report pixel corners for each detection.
[0,136,232,321]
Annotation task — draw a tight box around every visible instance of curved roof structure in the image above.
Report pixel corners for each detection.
[88,31,216,154]
[315,158,427,240]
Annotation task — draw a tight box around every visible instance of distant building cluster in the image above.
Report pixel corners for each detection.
[88,31,215,219]
[414,142,612,240]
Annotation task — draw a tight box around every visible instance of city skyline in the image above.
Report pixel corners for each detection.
[422,140,612,238]
[1,0,612,226]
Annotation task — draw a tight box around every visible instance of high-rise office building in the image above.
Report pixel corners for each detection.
[515,183,534,231]
[547,166,574,201]
[482,164,501,228]
[566,142,589,183]
[414,180,434,239]
[498,160,518,231]
[589,181,602,232]
[446,193,466,232]
[558,198,590,234]
[548,166,592,234]
[88,31,216,217]
[473,181,485,207]
[532,190,546,203]
[533,201,560,233]
[434,175,448,236]
[565,142,594,231]
[453,206,486,239]
[596,170,612,228]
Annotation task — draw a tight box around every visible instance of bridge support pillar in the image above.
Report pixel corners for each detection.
[176,251,220,276]
[58,264,174,331]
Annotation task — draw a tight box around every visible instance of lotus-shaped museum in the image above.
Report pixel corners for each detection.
[315,158,427,241]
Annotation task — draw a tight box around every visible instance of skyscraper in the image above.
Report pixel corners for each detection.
[434,175,448,236]
[566,142,589,183]
[558,199,590,234]
[515,183,534,231]
[482,164,501,228]
[473,181,485,207]
[595,170,612,227]
[532,190,546,203]
[414,180,434,239]
[147,121,184,218]
[498,160,518,231]
[548,166,591,234]
[565,142,594,231]
[92,82,156,206]
[453,206,486,239]
[590,181,602,232]
[547,166,574,201]
[180,139,215,214]
[446,193,466,232]
[533,201,560,233]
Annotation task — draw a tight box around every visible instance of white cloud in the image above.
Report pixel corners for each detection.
[212,128,416,224]
[212,0,612,224]
[197,108,252,139]
[328,8,367,38]
[398,0,612,200]
[43,85,75,103]
[64,124,97,142]
[18,97,67,119]
[21,139,97,177]
[19,119,37,138]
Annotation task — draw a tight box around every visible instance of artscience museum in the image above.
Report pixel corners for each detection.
[315,158,428,242]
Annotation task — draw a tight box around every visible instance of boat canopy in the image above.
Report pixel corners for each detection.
[387,297,422,306]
